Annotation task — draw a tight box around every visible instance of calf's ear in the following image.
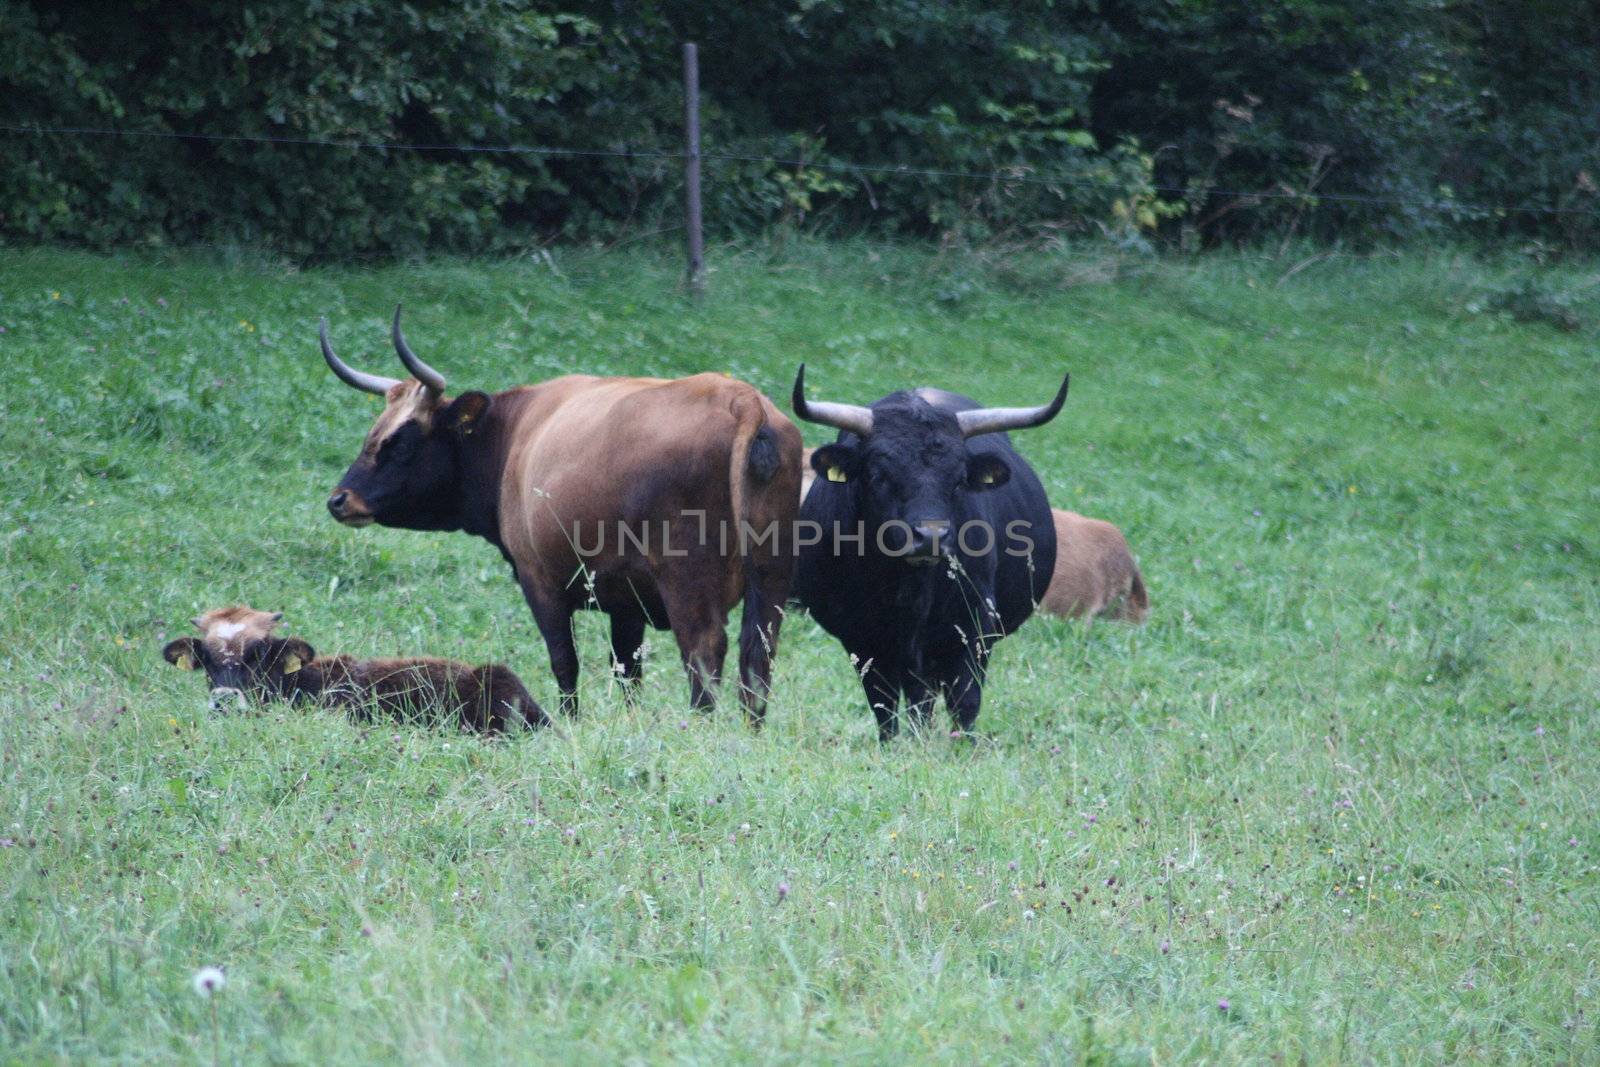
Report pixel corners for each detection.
[444,391,491,436]
[163,638,201,671]
[810,443,856,484]
[967,453,1011,490]
[277,638,317,675]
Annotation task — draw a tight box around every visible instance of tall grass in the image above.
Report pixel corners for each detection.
[1,241,1596,1063]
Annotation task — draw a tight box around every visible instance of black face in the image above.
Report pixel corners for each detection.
[326,391,490,530]
[163,636,316,708]
[810,403,1010,564]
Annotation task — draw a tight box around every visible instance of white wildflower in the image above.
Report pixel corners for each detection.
[192,966,226,998]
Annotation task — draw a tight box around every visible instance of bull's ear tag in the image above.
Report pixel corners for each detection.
[176,653,196,671]
[826,465,848,483]
[979,470,997,485]
[282,653,303,675]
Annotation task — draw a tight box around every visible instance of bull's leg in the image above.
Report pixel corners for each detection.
[659,578,729,713]
[608,609,647,702]
[944,648,990,734]
[518,574,580,717]
[901,671,939,733]
[735,563,791,729]
[859,665,900,742]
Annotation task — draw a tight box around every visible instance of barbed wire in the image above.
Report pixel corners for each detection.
[4,121,1598,219]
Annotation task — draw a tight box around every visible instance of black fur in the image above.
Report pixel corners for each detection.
[794,388,1057,739]
[747,424,781,482]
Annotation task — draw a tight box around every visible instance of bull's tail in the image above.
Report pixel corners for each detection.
[1119,564,1150,624]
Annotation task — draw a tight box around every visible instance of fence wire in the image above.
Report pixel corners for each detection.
[4,121,1597,219]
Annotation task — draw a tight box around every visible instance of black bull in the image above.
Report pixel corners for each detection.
[790,366,1069,739]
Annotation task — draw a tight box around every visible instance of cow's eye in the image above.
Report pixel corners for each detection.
[379,428,416,463]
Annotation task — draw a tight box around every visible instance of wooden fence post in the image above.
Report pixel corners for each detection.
[683,42,705,299]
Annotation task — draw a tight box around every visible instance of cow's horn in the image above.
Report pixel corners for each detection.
[320,318,401,395]
[791,364,874,438]
[391,304,447,396]
[955,373,1070,439]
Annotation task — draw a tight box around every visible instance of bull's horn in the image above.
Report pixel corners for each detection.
[320,318,401,395]
[955,373,1070,439]
[791,364,874,438]
[391,304,447,396]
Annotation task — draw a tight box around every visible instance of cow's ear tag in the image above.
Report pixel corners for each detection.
[826,465,848,483]
[282,653,303,675]
[176,653,196,671]
[979,470,997,485]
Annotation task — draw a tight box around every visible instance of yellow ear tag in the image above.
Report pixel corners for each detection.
[176,653,196,671]
[282,653,303,675]
[826,465,848,483]
[980,471,997,485]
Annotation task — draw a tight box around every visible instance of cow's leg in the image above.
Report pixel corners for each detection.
[608,609,647,701]
[659,577,729,713]
[735,561,791,729]
[518,573,580,717]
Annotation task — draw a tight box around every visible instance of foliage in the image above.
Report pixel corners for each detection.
[1094,0,1600,246]
[0,0,1596,252]
[0,0,672,256]
[1,244,1597,1060]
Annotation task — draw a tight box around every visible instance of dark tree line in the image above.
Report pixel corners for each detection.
[2,0,1595,255]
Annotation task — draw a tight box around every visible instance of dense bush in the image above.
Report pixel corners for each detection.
[0,0,1595,254]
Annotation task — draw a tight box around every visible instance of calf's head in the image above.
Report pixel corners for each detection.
[163,606,316,710]
[319,307,490,530]
[792,366,1068,563]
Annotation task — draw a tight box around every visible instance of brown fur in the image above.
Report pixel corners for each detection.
[164,607,547,733]
[190,605,284,664]
[1039,509,1149,622]
[287,654,547,733]
[496,374,803,720]
[339,369,803,722]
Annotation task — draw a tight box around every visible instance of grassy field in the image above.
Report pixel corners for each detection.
[1,241,1597,1064]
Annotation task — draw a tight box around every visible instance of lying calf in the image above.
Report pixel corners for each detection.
[1040,509,1149,623]
[162,606,547,733]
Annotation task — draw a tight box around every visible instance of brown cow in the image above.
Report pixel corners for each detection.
[163,606,548,733]
[317,308,802,723]
[1039,509,1149,622]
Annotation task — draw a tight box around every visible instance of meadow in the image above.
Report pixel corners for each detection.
[1,241,1596,1064]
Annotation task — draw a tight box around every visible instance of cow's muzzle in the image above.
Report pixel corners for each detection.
[208,687,249,713]
[327,489,374,527]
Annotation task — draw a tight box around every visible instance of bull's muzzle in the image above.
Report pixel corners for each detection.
[906,521,951,566]
[327,489,374,527]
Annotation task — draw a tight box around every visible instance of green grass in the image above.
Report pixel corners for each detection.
[1,241,1597,1064]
